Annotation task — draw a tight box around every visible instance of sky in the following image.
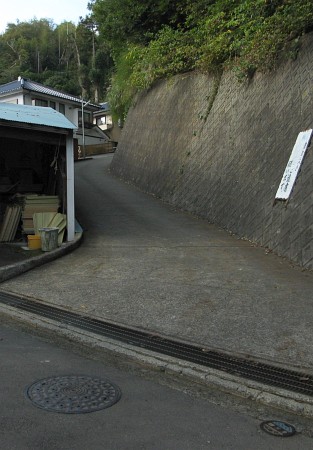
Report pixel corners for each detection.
[0,0,90,33]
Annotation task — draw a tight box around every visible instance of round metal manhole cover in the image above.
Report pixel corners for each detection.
[26,375,121,414]
[260,420,296,437]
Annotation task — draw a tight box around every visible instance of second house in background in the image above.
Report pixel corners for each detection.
[0,77,114,157]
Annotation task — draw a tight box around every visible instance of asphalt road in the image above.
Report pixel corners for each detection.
[2,154,313,371]
[1,320,312,450]
[1,153,313,447]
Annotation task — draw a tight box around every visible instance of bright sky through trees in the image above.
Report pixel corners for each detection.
[0,0,89,33]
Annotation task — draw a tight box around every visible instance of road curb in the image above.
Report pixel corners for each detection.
[0,233,83,283]
[1,300,313,419]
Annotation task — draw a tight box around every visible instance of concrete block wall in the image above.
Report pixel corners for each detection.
[111,33,313,269]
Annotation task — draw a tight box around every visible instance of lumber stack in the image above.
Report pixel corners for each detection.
[0,204,22,242]
[22,195,60,234]
[33,212,67,245]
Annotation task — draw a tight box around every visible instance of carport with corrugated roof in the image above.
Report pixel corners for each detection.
[0,103,76,241]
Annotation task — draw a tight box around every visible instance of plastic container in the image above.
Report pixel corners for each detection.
[27,234,41,250]
[39,227,59,252]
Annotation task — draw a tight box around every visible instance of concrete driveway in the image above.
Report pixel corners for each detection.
[1,153,313,373]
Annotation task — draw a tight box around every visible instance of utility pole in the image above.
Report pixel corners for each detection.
[81,99,91,159]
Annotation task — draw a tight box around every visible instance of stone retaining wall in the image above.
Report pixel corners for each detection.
[111,33,313,269]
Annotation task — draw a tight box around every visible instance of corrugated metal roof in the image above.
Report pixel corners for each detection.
[0,78,99,109]
[0,103,77,130]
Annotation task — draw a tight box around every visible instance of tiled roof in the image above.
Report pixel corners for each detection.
[0,78,99,108]
[75,125,109,140]
[0,80,21,95]
[99,102,110,111]
[0,103,77,130]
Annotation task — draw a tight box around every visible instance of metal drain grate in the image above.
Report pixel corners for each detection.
[26,375,121,413]
[1,291,313,397]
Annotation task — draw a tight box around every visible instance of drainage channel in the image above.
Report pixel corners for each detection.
[1,290,313,397]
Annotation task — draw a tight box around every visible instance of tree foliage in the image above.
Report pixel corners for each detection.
[0,1,312,118]
[90,0,190,52]
[0,17,112,101]
[89,0,313,119]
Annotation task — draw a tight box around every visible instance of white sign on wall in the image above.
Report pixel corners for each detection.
[275,129,313,200]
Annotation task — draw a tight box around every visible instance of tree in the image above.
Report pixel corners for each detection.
[0,20,57,76]
[90,0,190,55]
[0,17,112,102]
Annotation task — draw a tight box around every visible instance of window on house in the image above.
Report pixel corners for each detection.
[96,116,106,126]
[32,98,48,107]
[50,101,56,110]
[59,103,65,115]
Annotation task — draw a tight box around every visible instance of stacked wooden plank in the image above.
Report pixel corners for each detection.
[0,204,22,242]
[22,195,60,234]
[46,213,67,245]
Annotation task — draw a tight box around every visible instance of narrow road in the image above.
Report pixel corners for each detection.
[1,154,313,447]
[1,320,312,449]
[1,154,313,370]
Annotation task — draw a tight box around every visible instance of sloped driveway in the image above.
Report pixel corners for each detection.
[1,154,313,371]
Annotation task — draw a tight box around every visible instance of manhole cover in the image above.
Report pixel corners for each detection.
[26,375,121,414]
[260,420,296,437]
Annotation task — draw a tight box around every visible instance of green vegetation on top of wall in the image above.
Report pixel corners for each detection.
[90,0,313,120]
[1,1,312,118]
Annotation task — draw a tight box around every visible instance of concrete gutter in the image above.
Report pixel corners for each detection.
[1,298,313,420]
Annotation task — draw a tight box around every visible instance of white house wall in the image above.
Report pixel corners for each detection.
[0,93,24,104]
[64,104,78,126]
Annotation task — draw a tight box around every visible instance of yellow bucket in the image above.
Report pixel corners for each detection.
[27,234,42,250]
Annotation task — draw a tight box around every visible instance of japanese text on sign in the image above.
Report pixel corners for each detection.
[275,129,312,200]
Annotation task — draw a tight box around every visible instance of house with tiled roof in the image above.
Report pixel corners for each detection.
[93,101,122,146]
[0,77,110,154]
